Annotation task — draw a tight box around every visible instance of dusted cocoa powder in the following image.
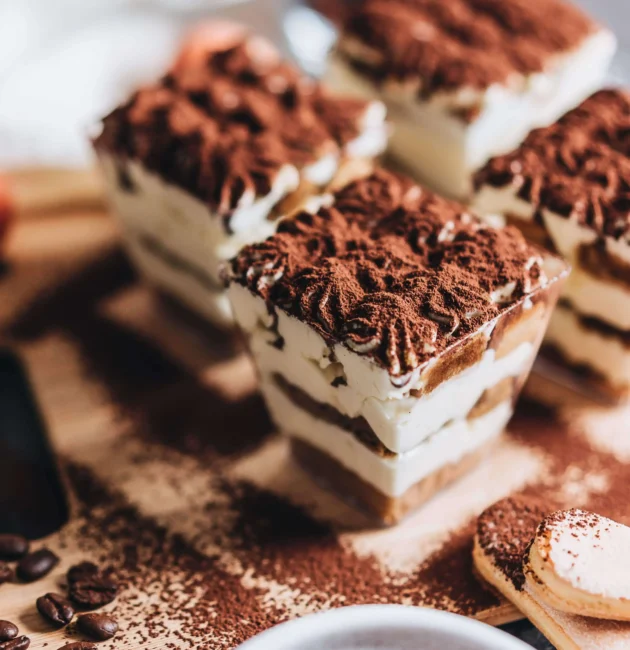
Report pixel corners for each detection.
[96,34,372,221]
[229,170,550,379]
[340,0,596,101]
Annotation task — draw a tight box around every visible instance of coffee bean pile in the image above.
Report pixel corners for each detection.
[0,535,119,648]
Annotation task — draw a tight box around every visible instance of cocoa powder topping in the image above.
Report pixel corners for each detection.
[475,90,630,240]
[96,32,374,217]
[339,0,597,105]
[228,170,552,378]
[476,495,548,590]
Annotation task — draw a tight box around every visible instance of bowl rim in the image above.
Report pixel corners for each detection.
[236,604,532,650]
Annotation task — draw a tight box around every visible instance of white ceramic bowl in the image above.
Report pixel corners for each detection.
[236,605,531,650]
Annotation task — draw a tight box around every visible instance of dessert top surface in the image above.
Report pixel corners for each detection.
[338,0,597,100]
[228,171,556,379]
[475,89,630,241]
[476,496,548,591]
[95,25,374,215]
[536,509,630,599]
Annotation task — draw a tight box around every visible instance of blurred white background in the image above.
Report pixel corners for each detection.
[0,0,627,171]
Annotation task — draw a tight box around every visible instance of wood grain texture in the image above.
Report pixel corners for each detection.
[1,198,629,649]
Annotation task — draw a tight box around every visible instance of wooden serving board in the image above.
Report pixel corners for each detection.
[1,183,629,649]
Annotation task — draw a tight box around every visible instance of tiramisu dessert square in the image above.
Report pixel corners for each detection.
[473,90,630,401]
[93,23,388,327]
[226,171,568,524]
[327,0,615,199]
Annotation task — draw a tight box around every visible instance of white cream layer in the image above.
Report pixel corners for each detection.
[98,106,387,326]
[263,376,511,498]
[100,154,290,287]
[546,304,630,390]
[123,234,233,327]
[229,283,532,453]
[327,29,615,199]
[474,185,630,332]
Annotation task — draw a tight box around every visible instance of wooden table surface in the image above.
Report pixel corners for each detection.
[0,173,629,649]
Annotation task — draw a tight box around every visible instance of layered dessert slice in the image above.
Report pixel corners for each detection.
[226,171,568,524]
[473,89,630,401]
[93,24,388,327]
[327,0,615,200]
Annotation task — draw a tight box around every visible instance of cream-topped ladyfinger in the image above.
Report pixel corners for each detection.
[525,509,630,621]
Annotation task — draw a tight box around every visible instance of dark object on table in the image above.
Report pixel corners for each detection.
[0,350,68,539]
[503,619,555,650]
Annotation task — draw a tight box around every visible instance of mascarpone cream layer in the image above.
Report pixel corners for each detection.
[229,283,532,453]
[123,234,233,327]
[546,304,630,390]
[263,376,512,498]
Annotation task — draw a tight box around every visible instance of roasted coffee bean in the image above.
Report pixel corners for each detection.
[0,535,29,561]
[0,636,30,650]
[36,593,74,627]
[76,613,118,641]
[69,574,118,609]
[57,643,95,650]
[16,548,59,582]
[0,621,18,642]
[66,562,99,585]
[0,563,13,585]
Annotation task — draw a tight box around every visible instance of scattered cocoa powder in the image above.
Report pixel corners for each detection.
[476,496,549,591]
